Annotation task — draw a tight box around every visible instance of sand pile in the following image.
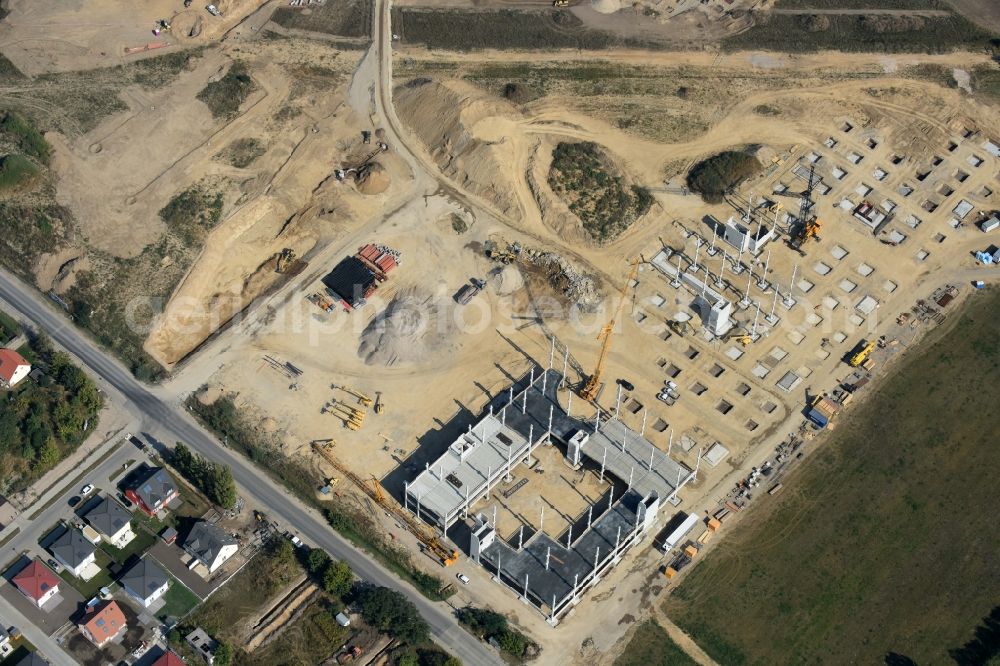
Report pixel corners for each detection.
[494,264,525,295]
[394,79,521,219]
[357,287,456,366]
[355,161,390,195]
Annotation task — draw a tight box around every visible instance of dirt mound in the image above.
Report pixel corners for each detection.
[355,161,390,195]
[495,264,525,295]
[357,286,457,366]
[394,78,521,219]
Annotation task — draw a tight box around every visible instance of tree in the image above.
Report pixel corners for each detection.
[306,548,331,575]
[208,464,237,509]
[322,560,353,598]
[213,641,233,666]
[35,438,59,468]
[358,586,429,645]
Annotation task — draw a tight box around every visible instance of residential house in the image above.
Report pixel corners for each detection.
[84,496,134,547]
[77,600,127,648]
[49,528,96,578]
[182,521,238,574]
[0,626,11,658]
[151,651,185,666]
[125,467,179,517]
[185,628,218,665]
[0,349,30,389]
[120,557,169,609]
[12,559,59,609]
[15,654,50,666]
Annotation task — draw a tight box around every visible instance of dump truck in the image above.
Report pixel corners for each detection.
[454,278,487,305]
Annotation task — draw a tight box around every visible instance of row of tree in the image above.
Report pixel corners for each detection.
[0,333,103,490]
[171,442,237,509]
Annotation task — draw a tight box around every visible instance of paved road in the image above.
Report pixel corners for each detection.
[0,270,502,666]
[0,595,76,666]
[770,8,951,15]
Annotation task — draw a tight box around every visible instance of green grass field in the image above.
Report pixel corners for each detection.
[614,621,697,666]
[664,288,1000,664]
[157,577,201,621]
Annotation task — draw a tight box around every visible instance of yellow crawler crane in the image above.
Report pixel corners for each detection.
[311,442,459,566]
[580,258,640,402]
[848,339,876,367]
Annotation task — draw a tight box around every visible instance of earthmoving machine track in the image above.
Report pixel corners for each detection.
[311,442,459,566]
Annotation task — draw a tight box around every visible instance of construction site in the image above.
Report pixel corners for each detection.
[0,0,998,662]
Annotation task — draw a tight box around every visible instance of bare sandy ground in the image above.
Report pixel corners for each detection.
[0,0,269,76]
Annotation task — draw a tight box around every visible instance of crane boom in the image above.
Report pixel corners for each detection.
[579,259,639,402]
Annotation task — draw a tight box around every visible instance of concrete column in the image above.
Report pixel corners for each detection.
[404,482,409,511]
[545,547,551,571]
[614,383,623,419]
[640,408,647,437]
[599,447,607,483]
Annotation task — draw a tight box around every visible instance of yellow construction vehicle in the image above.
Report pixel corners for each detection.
[722,327,753,347]
[311,442,460,566]
[333,384,374,408]
[848,339,876,367]
[275,248,296,273]
[374,392,384,415]
[580,259,640,402]
[667,318,692,337]
[326,401,365,430]
[790,218,822,251]
[484,234,520,264]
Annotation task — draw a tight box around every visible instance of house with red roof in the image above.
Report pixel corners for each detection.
[151,650,185,666]
[12,559,59,609]
[0,349,30,389]
[77,600,127,648]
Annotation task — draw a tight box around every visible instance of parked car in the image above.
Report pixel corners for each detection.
[457,573,470,585]
[68,496,81,508]
[80,484,94,496]
[47,559,62,573]
[117,493,135,510]
[617,379,635,392]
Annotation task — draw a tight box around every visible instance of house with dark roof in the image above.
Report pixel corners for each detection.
[49,527,96,579]
[15,653,50,666]
[0,349,30,389]
[78,600,127,648]
[84,496,134,547]
[125,466,179,517]
[182,521,238,574]
[12,559,59,609]
[120,557,169,608]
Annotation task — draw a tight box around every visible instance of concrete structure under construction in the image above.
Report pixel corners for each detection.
[650,248,734,336]
[721,215,775,255]
[405,362,698,624]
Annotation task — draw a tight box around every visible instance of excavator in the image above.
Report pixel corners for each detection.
[311,441,460,566]
[335,142,388,181]
[722,327,754,347]
[275,248,295,273]
[580,258,640,402]
[667,318,693,337]
[484,234,520,264]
